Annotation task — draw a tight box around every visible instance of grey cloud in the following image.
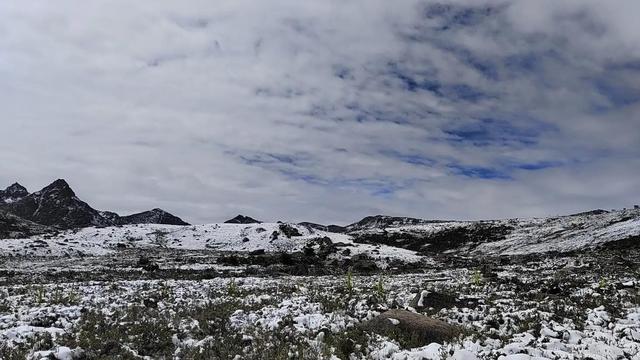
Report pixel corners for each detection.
[0,0,638,225]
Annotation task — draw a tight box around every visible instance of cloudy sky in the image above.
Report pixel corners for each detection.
[1,0,639,225]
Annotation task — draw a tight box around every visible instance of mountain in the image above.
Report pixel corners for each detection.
[0,179,113,229]
[347,208,640,255]
[0,183,29,204]
[0,179,189,229]
[0,210,52,239]
[120,208,189,226]
[224,215,262,224]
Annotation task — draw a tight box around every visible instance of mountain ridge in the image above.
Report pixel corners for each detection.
[0,179,189,230]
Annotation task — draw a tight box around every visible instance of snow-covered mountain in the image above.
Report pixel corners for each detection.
[1,179,638,258]
[0,179,189,229]
[1,208,639,259]
[348,208,640,255]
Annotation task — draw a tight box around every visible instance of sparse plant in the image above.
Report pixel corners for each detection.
[470,269,483,286]
[598,276,608,289]
[51,286,81,306]
[373,276,386,302]
[151,229,169,248]
[33,285,46,304]
[345,269,354,297]
[227,278,240,297]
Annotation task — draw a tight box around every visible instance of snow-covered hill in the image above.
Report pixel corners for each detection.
[1,208,639,259]
[349,208,640,255]
[0,222,421,263]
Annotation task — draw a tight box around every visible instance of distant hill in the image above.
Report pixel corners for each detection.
[224,215,262,224]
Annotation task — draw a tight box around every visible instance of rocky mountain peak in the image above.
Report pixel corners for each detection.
[5,183,28,196]
[120,208,190,226]
[1,182,29,204]
[225,215,262,224]
[0,178,190,229]
[40,179,75,198]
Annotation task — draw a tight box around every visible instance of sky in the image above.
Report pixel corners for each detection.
[1,0,640,225]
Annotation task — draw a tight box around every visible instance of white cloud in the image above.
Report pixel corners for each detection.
[0,0,639,224]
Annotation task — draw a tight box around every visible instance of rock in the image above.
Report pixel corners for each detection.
[349,254,378,273]
[279,224,302,238]
[361,309,460,346]
[137,255,159,271]
[249,249,265,256]
[409,291,466,312]
[143,298,158,308]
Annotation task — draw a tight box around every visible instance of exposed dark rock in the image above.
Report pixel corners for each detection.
[0,210,52,239]
[348,254,378,273]
[225,215,262,224]
[299,222,346,233]
[346,215,446,232]
[352,223,513,253]
[279,224,302,238]
[409,291,460,312]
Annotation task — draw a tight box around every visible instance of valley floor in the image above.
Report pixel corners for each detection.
[0,248,638,360]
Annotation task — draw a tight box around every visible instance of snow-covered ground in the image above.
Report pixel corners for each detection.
[1,257,638,359]
[1,210,639,359]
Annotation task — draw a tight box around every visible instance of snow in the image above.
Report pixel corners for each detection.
[0,222,423,264]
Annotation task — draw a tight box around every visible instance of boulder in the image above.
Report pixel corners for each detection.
[361,309,459,346]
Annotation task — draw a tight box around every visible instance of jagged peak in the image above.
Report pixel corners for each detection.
[3,182,28,196]
[5,182,27,192]
[40,179,75,197]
